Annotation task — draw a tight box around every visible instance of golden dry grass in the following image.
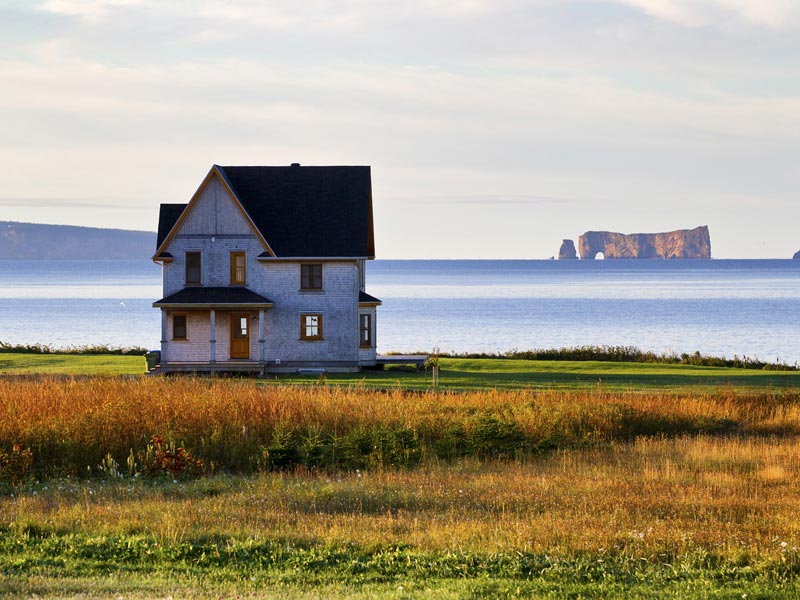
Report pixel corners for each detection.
[3,378,800,597]
[1,377,799,475]
[3,436,800,562]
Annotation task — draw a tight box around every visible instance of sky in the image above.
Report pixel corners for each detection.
[1,0,798,259]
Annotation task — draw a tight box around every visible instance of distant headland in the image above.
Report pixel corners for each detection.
[0,221,155,260]
[559,226,712,260]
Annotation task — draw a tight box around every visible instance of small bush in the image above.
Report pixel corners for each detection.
[259,425,422,472]
[138,435,203,479]
[0,444,34,486]
[434,415,526,460]
[261,424,300,471]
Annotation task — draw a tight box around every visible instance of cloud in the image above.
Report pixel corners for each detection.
[7,0,800,256]
[398,194,587,205]
[0,197,139,208]
[34,0,522,28]
[615,0,800,29]
[36,0,143,21]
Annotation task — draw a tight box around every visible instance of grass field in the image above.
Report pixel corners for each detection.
[2,377,800,597]
[2,352,800,390]
[0,352,145,376]
[294,357,800,390]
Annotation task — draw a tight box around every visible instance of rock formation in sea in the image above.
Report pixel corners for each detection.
[794,250,800,259]
[558,239,577,259]
[578,226,711,260]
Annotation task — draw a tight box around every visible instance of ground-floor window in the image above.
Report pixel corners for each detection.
[300,313,323,341]
[359,313,372,347]
[172,314,187,340]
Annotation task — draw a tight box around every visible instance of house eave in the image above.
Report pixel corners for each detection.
[153,302,275,309]
[257,255,369,263]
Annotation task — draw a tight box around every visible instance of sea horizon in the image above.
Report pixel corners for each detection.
[1,258,798,363]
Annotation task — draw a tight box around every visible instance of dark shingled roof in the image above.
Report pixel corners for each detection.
[153,287,274,307]
[156,165,375,258]
[157,204,187,249]
[359,291,382,304]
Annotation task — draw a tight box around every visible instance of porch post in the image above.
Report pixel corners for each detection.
[209,309,216,363]
[259,309,265,364]
[160,309,168,365]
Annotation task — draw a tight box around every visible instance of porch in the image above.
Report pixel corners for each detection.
[153,286,274,367]
[148,360,266,375]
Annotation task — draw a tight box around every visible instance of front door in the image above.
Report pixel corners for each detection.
[230,313,250,359]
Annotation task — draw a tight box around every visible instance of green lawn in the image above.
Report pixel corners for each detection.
[0,352,145,376]
[1,352,799,389]
[273,357,800,391]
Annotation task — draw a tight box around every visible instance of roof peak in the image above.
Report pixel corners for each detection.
[217,164,370,169]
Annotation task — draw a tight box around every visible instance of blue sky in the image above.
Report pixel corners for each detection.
[1,0,798,258]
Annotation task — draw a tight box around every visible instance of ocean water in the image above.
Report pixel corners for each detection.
[0,259,798,363]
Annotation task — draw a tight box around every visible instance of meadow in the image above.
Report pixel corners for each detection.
[2,377,800,597]
[3,351,800,390]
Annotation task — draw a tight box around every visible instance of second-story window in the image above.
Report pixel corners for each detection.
[186,252,201,286]
[230,251,246,286]
[301,263,322,291]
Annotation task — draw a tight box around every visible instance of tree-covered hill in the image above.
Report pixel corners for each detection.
[0,221,155,259]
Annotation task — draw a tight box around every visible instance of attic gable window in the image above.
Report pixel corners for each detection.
[301,263,322,291]
[186,252,201,286]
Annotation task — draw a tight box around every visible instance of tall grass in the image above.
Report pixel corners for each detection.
[1,377,799,478]
[3,437,800,566]
[3,379,800,596]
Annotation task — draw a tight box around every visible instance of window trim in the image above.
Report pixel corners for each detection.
[172,313,188,340]
[300,263,323,291]
[299,313,324,341]
[359,313,372,348]
[230,251,247,286]
[185,251,202,286]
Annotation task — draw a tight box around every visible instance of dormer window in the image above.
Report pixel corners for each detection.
[301,263,322,291]
[230,251,246,286]
[186,252,201,286]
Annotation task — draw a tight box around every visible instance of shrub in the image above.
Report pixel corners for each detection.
[0,444,33,486]
[138,435,203,479]
[434,415,526,460]
[259,425,422,472]
[261,424,300,471]
[0,341,148,355]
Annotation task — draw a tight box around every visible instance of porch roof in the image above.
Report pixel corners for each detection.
[153,287,274,309]
[359,290,382,305]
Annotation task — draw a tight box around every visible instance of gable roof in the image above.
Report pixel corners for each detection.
[157,204,187,249]
[155,164,375,259]
[359,291,382,305]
